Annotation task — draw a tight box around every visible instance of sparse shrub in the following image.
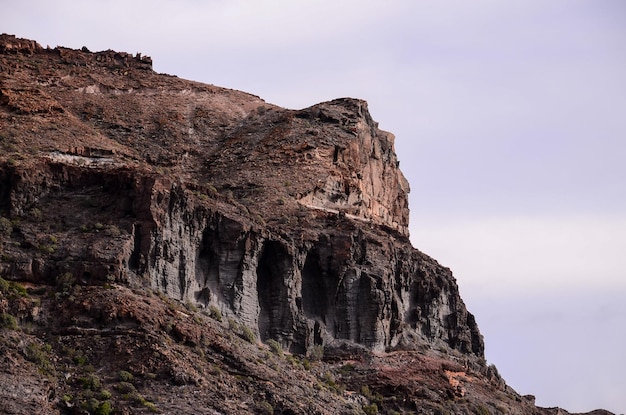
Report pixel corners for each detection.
[322,371,334,384]
[104,225,121,237]
[25,342,53,373]
[266,339,283,356]
[143,400,159,413]
[118,370,134,382]
[322,371,338,388]
[321,371,345,395]
[38,243,56,254]
[240,325,256,343]
[82,397,101,412]
[0,313,18,330]
[73,352,88,366]
[0,277,28,298]
[309,344,324,361]
[98,389,112,400]
[208,305,222,322]
[360,384,383,404]
[115,381,136,394]
[77,373,102,391]
[362,403,379,415]
[124,390,153,408]
[95,400,113,415]
[475,404,490,415]
[81,398,112,415]
[0,277,8,293]
[228,318,256,343]
[286,355,297,366]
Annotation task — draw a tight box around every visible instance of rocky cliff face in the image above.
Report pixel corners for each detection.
[0,33,481,357]
[0,34,613,415]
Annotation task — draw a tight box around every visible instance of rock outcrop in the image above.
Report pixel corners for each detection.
[0,35,615,415]
[0,34,480,358]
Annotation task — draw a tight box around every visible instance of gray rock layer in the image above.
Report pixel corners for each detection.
[2,160,483,357]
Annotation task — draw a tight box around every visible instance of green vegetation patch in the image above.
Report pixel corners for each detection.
[0,276,28,298]
[0,312,18,330]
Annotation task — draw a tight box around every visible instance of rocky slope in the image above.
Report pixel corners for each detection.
[0,34,614,415]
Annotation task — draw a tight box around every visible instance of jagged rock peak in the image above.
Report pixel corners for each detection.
[293,98,411,237]
[0,33,43,55]
[0,33,152,70]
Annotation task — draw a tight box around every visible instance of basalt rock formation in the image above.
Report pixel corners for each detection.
[0,34,614,415]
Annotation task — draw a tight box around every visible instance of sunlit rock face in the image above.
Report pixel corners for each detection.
[295,99,410,238]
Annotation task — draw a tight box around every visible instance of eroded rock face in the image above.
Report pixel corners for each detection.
[2,35,618,415]
[295,99,410,237]
[0,159,482,357]
[0,34,482,358]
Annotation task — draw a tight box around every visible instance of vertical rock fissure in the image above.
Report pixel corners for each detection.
[301,244,342,342]
[301,250,328,323]
[178,250,187,300]
[256,241,293,343]
[129,223,142,272]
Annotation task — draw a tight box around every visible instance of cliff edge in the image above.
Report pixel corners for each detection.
[0,34,613,415]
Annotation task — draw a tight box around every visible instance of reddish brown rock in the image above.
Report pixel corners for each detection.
[0,34,615,415]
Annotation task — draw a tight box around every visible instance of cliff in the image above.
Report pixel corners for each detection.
[0,34,613,415]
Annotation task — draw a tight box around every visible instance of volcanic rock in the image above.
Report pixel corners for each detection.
[0,34,614,415]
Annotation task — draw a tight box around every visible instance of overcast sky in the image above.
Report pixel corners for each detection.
[3,1,625,413]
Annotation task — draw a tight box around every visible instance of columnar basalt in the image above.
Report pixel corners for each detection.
[0,34,483,359]
[3,35,616,415]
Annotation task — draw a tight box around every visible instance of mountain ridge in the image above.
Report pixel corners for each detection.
[0,33,613,415]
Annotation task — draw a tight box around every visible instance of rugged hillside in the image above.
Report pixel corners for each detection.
[0,34,614,415]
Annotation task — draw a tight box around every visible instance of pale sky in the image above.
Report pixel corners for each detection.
[3,1,625,413]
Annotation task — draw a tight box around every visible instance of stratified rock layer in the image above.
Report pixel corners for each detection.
[0,34,616,415]
[0,34,482,358]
